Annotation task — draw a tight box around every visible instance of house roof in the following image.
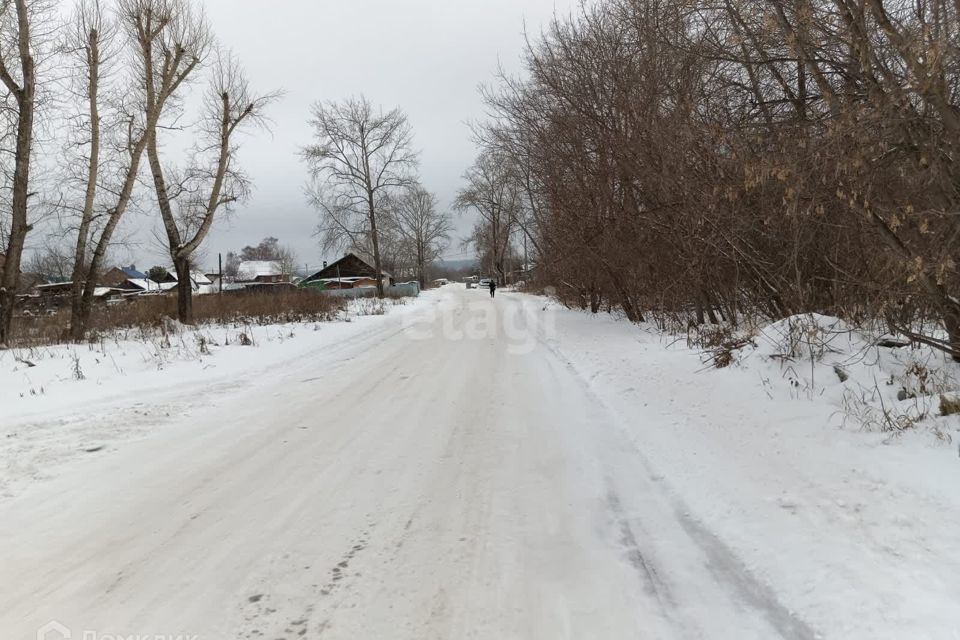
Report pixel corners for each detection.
[190,271,212,286]
[125,278,177,292]
[317,276,377,284]
[237,260,283,281]
[137,269,210,288]
[146,268,177,283]
[120,266,147,279]
[303,253,391,284]
[36,281,73,292]
[35,282,121,297]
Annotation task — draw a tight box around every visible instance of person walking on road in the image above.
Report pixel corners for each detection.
[489,279,497,298]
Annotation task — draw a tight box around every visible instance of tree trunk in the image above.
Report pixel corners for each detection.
[703,291,720,325]
[619,294,644,323]
[146,128,192,322]
[944,306,960,363]
[608,269,644,323]
[69,27,101,341]
[590,285,601,313]
[71,292,95,342]
[726,297,739,329]
[73,100,154,341]
[0,222,29,345]
[0,290,14,346]
[417,245,426,290]
[174,256,193,324]
[69,287,92,341]
[69,273,91,340]
[76,211,127,340]
[367,190,385,297]
[0,0,36,345]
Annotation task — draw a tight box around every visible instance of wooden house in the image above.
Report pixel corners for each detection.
[301,254,392,290]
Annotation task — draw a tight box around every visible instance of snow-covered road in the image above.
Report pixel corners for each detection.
[2,287,956,639]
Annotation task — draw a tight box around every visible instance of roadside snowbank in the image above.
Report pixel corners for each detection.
[0,294,433,499]
[740,313,960,440]
[535,300,960,639]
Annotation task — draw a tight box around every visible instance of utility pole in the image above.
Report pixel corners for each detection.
[218,253,223,294]
[523,232,528,279]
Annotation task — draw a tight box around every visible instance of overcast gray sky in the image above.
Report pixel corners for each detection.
[119,0,576,273]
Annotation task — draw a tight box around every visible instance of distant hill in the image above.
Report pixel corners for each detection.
[432,258,479,271]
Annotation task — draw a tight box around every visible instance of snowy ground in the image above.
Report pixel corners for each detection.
[1,286,958,639]
[0,297,418,501]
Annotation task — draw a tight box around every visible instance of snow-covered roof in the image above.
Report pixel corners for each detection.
[190,271,212,286]
[317,276,377,284]
[237,260,283,281]
[36,281,73,290]
[34,282,123,297]
[126,278,177,292]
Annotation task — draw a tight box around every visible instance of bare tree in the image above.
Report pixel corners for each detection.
[388,184,450,288]
[222,249,239,278]
[466,0,960,354]
[69,0,209,338]
[24,241,73,280]
[454,151,520,285]
[147,50,276,323]
[302,95,418,297]
[62,0,112,339]
[238,236,297,275]
[346,220,410,280]
[0,0,40,344]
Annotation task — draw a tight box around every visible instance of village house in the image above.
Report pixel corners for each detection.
[30,281,123,311]
[117,278,175,294]
[149,268,179,284]
[190,272,216,294]
[100,265,147,288]
[112,267,214,296]
[204,273,222,291]
[319,276,381,290]
[236,260,288,284]
[301,254,392,291]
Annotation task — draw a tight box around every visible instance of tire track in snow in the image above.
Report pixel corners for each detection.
[533,305,819,639]
[675,510,818,640]
[606,489,673,605]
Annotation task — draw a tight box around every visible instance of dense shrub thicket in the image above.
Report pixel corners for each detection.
[475,0,960,360]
